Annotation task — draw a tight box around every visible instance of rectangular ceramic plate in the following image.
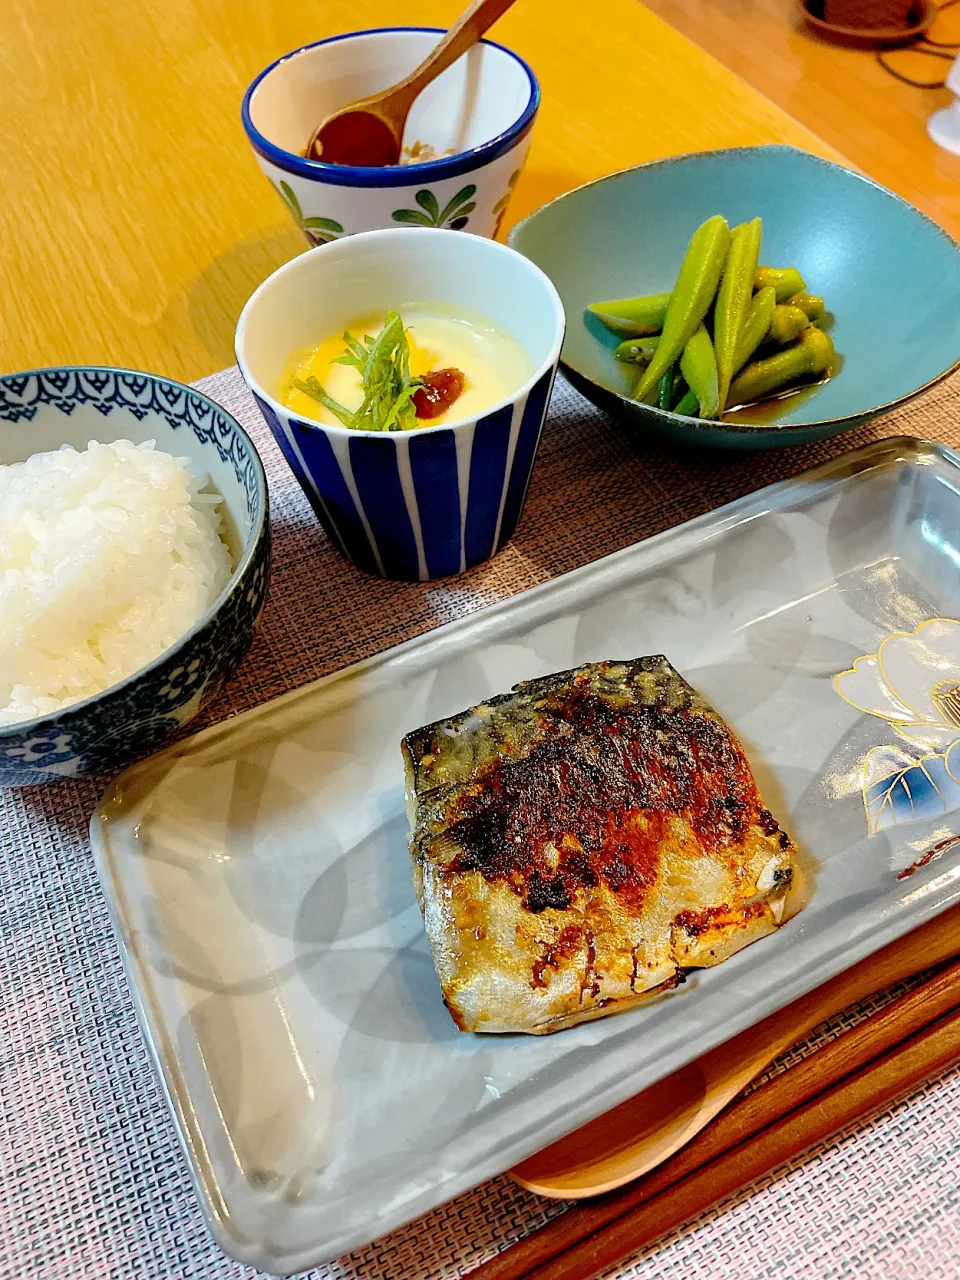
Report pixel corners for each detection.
[92,437,960,1275]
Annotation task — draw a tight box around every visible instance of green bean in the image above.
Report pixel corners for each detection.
[680,324,720,420]
[634,215,731,402]
[633,371,659,404]
[787,292,826,325]
[767,304,810,346]
[714,218,762,411]
[674,388,699,416]
[586,293,670,337]
[657,367,676,410]
[728,328,834,406]
[732,286,776,374]
[754,266,806,303]
[615,336,659,364]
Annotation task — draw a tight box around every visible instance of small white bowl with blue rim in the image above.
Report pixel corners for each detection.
[235,226,564,581]
[241,26,539,244]
[0,368,269,786]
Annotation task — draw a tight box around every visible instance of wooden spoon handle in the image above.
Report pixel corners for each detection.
[506,996,960,1280]
[700,909,958,1094]
[391,0,521,106]
[510,904,960,1198]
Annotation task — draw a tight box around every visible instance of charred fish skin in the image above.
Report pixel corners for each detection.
[402,658,796,1035]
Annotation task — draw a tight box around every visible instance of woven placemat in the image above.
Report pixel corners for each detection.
[3,367,960,1280]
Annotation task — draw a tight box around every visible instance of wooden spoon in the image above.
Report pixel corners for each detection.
[510,902,960,1198]
[306,0,521,166]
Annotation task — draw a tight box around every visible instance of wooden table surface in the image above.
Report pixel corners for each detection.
[644,0,960,240]
[0,0,839,385]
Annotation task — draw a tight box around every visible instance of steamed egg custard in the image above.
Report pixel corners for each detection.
[283,303,532,430]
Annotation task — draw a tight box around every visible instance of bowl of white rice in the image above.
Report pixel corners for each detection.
[0,367,269,785]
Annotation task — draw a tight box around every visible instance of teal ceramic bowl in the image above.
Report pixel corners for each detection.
[508,146,960,450]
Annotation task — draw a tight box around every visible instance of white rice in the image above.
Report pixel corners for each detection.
[0,438,233,727]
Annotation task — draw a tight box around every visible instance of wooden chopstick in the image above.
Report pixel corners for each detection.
[536,1002,960,1280]
[469,954,960,1280]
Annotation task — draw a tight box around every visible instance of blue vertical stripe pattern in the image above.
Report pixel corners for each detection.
[409,428,462,579]
[287,418,379,575]
[252,394,317,516]
[498,367,554,546]
[252,359,557,581]
[348,435,420,580]
[464,405,513,569]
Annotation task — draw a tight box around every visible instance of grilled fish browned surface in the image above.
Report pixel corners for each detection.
[401,658,796,1035]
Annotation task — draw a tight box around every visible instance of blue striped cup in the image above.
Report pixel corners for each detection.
[235,227,564,580]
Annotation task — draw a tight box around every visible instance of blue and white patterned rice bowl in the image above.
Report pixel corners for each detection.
[0,368,269,786]
[241,27,539,244]
[235,227,564,581]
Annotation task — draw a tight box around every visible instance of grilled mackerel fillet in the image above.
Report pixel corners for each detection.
[401,658,796,1035]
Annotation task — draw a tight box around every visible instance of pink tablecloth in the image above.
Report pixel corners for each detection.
[2,365,960,1280]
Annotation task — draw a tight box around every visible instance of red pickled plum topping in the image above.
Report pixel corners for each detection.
[413,368,466,420]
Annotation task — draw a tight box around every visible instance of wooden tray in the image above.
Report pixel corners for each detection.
[470,904,960,1279]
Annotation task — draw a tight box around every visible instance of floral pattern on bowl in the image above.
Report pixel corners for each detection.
[492,167,523,238]
[0,368,270,786]
[271,180,344,247]
[391,184,477,230]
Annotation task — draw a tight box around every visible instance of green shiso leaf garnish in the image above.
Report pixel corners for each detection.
[292,311,423,432]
